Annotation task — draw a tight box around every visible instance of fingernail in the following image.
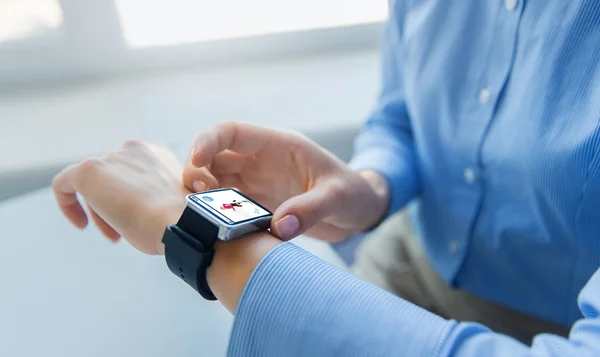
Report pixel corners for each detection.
[193,181,207,192]
[275,215,300,240]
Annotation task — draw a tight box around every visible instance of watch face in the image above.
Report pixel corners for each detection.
[188,189,272,225]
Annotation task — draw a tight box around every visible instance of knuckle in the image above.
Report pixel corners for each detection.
[152,142,168,151]
[185,165,204,179]
[215,121,241,149]
[52,163,77,190]
[51,174,61,189]
[288,131,317,153]
[328,179,348,202]
[280,130,308,153]
[216,121,239,133]
[285,130,308,143]
[79,157,103,173]
[122,139,145,149]
[76,158,104,187]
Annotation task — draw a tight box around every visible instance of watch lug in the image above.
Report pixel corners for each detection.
[217,226,229,240]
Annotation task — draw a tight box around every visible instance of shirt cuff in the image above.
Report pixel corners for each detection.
[349,131,419,219]
[228,242,453,357]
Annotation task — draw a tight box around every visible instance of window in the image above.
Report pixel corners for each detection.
[116,0,388,48]
[0,0,63,45]
[0,1,387,85]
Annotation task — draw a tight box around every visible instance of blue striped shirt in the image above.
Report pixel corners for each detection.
[229,243,600,356]
[351,0,600,326]
[226,1,600,355]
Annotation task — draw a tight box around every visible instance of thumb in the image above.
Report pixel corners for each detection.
[272,181,347,241]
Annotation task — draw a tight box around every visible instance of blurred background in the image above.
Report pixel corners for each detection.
[0,1,386,356]
[0,0,387,200]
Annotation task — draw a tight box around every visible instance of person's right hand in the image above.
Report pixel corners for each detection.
[182,122,390,242]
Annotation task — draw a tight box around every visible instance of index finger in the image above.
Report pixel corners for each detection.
[52,164,89,229]
[190,122,277,167]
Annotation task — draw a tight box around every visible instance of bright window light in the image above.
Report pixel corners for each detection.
[0,0,62,43]
[116,0,388,48]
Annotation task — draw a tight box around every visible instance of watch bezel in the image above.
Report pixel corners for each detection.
[185,188,273,241]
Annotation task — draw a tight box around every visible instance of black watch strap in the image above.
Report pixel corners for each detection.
[163,206,219,300]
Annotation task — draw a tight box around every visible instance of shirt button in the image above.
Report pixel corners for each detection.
[504,0,518,11]
[449,240,459,254]
[464,168,476,184]
[478,88,491,104]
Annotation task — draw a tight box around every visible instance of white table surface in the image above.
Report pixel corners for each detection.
[0,189,344,357]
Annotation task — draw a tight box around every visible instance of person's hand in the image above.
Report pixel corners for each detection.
[52,141,189,255]
[183,122,390,242]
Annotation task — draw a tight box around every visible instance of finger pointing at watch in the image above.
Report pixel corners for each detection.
[183,122,391,242]
[271,179,349,240]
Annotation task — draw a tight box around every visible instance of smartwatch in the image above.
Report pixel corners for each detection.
[162,188,273,300]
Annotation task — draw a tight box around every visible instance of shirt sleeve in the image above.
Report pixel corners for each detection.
[228,242,453,356]
[444,269,600,357]
[349,2,420,217]
[228,243,600,357]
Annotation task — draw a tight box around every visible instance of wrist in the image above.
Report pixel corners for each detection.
[353,170,390,231]
[208,232,281,312]
[154,195,189,255]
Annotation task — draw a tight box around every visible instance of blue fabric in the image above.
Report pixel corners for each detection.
[229,243,600,356]
[349,0,600,326]
[329,232,366,266]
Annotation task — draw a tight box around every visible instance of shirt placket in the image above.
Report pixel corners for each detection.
[450,0,525,284]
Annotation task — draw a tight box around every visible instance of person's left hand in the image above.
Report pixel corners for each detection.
[52,140,189,255]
